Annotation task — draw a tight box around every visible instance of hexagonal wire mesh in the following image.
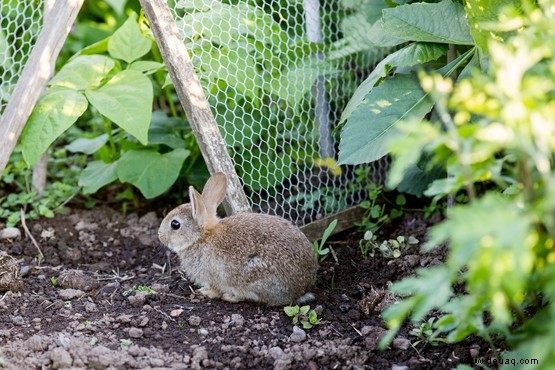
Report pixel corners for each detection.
[0,0,45,115]
[170,0,390,225]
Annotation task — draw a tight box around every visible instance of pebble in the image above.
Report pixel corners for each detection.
[289,326,307,343]
[50,347,72,369]
[170,309,184,317]
[188,315,202,327]
[26,335,47,351]
[392,366,408,370]
[116,314,133,323]
[392,337,411,350]
[150,283,169,293]
[58,289,85,300]
[128,327,143,338]
[198,328,209,336]
[84,302,97,313]
[11,316,25,326]
[128,292,146,306]
[231,313,245,327]
[0,227,21,240]
[268,346,285,359]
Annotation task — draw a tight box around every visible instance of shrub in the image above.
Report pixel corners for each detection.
[381,2,555,367]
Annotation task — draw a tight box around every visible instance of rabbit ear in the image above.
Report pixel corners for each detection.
[202,172,227,213]
[189,186,208,226]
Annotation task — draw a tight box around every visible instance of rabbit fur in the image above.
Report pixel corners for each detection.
[158,172,318,306]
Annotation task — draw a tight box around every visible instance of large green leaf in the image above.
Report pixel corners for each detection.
[465,0,520,53]
[49,55,115,90]
[341,43,447,122]
[116,149,190,198]
[21,89,88,165]
[85,70,153,145]
[108,13,151,64]
[338,74,433,165]
[382,0,474,45]
[79,160,118,194]
[148,111,188,149]
[66,134,109,154]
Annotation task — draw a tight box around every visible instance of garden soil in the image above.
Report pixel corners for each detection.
[0,206,492,369]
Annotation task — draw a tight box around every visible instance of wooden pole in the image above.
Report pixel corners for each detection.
[32,0,58,197]
[0,0,84,177]
[139,0,251,215]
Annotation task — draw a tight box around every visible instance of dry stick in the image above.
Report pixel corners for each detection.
[0,0,85,177]
[139,0,251,216]
[19,209,44,261]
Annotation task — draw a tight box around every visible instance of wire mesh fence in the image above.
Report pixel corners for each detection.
[170,0,390,225]
[0,0,44,115]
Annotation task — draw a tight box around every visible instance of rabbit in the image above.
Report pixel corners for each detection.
[158,172,318,306]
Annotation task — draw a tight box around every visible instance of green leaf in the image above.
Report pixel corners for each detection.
[116,149,190,198]
[148,111,188,149]
[391,266,454,321]
[301,321,313,329]
[105,0,127,15]
[129,61,165,75]
[308,310,319,324]
[79,161,118,194]
[382,0,474,45]
[284,306,299,317]
[338,74,434,165]
[320,219,338,245]
[341,43,447,122]
[86,70,153,145]
[38,205,54,218]
[465,0,520,53]
[300,305,310,315]
[66,134,109,154]
[108,13,151,63]
[49,55,115,90]
[21,90,88,165]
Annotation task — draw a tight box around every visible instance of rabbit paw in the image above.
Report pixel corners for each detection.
[198,286,221,299]
[221,293,240,303]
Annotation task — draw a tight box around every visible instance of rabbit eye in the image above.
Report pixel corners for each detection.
[170,219,181,230]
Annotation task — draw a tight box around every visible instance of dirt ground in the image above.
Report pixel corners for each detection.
[0,205,491,369]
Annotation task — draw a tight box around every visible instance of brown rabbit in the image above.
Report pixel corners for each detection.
[158,172,318,306]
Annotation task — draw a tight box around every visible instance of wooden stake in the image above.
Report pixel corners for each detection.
[0,0,84,177]
[139,0,251,216]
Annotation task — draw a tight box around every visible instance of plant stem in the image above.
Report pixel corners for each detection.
[104,117,117,159]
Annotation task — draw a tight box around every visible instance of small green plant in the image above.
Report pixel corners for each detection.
[284,305,320,329]
[312,219,338,262]
[409,317,447,347]
[63,301,72,309]
[122,285,157,297]
[120,339,132,349]
[359,233,419,259]
[50,276,58,286]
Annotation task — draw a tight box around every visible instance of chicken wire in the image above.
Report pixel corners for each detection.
[0,0,45,115]
[170,0,390,225]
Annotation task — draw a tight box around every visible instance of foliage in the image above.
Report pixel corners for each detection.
[312,219,337,262]
[355,168,405,234]
[283,305,320,329]
[359,232,419,259]
[17,12,194,200]
[336,0,520,194]
[1,148,82,227]
[409,317,447,347]
[378,2,555,367]
[172,0,345,192]
[122,285,157,297]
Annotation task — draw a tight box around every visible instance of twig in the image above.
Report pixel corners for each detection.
[351,323,363,336]
[329,245,339,265]
[19,209,44,261]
